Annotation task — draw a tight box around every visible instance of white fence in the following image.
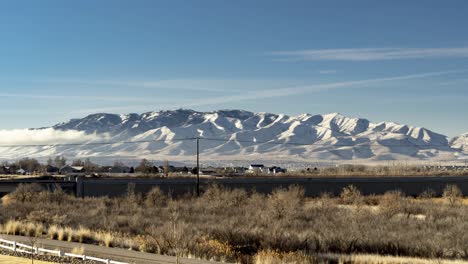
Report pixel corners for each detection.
[0,238,128,264]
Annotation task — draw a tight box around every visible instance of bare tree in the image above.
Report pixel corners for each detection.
[54,156,67,168]
[29,233,39,264]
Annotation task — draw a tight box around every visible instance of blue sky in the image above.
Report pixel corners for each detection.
[0,0,467,137]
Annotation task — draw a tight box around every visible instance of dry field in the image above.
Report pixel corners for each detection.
[1,183,468,263]
[0,254,52,264]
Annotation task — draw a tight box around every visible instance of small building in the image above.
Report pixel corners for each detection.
[267,166,286,174]
[45,165,60,174]
[200,166,217,175]
[0,166,10,174]
[60,165,85,175]
[173,166,190,174]
[247,164,265,174]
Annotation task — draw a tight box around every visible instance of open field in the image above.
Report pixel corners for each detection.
[2,184,468,263]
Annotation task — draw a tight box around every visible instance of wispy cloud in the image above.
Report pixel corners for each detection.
[174,70,465,107]
[15,70,463,115]
[318,70,337,74]
[38,78,247,93]
[269,47,468,61]
[0,93,161,103]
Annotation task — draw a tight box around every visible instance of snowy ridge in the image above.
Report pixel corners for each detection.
[451,133,468,152]
[1,109,466,161]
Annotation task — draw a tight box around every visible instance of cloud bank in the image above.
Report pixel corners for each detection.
[270,47,468,61]
[0,128,107,146]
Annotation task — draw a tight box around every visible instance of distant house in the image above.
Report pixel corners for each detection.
[200,166,217,175]
[16,168,26,175]
[60,165,85,175]
[46,165,60,174]
[247,164,265,174]
[267,166,286,174]
[0,166,10,174]
[247,165,285,174]
[173,166,190,174]
[233,167,247,174]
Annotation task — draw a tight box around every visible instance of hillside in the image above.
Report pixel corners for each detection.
[0,109,466,162]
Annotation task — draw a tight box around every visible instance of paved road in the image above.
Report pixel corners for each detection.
[0,234,222,264]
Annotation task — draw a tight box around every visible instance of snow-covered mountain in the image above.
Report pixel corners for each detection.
[1,109,466,162]
[451,133,468,152]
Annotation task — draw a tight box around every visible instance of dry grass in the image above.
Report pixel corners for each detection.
[255,250,315,264]
[2,220,44,237]
[284,164,468,177]
[322,253,468,264]
[0,255,53,264]
[94,231,115,247]
[4,184,468,263]
[70,246,85,255]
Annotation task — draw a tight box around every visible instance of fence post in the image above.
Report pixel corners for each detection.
[13,242,16,252]
[106,259,110,264]
[58,250,63,257]
[83,255,87,260]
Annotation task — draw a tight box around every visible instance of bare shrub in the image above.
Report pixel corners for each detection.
[201,184,248,211]
[379,190,406,217]
[6,184,468,262]
[8,184,43,203]
[418,188,436,199]
[145,187,166,208]
[263,186,304,221]
[443,184,463,206]
[340,185,362,205]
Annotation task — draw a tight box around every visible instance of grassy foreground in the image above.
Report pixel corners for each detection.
[0,254,52,264]
[1,183,468,263]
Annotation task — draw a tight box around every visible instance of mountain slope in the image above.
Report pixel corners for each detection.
[451,133,468,152]
[0,109,464,162]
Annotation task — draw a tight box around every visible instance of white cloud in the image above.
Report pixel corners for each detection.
[270,47,468,61]
[37,78,253,93]
[0,128,108,146]
[60,70,462,110]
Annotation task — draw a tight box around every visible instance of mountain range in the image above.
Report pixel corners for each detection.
[1,109,467,164]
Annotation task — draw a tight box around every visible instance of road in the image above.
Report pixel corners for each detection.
[0,234,222,264]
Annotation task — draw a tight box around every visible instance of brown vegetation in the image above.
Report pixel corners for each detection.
[1,184,468,263]
[291,164,468,177]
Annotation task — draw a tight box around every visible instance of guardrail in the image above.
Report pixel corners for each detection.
[0,238,128,264]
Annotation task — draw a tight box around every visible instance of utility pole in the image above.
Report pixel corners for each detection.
[196,137,200,197]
